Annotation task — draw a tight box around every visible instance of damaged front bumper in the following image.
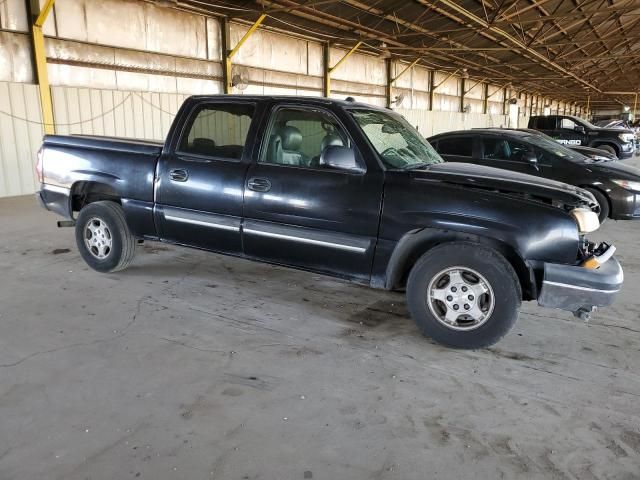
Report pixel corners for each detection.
[537,249,623,320]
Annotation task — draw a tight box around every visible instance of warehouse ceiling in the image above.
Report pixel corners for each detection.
[177,0,640,109]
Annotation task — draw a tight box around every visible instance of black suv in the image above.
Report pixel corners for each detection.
[528,115,635,159]
[429,128,640,222]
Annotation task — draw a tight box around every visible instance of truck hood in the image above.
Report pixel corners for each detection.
[413,162,596,209]
[591,127,635,135]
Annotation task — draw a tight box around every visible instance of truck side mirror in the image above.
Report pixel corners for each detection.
[574,125,585,133]
[320,146,364,173]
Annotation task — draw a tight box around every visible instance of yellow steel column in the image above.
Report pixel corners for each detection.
[32,0,56,134]
[224,13,266,94]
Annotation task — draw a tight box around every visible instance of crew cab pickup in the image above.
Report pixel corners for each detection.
[528,114,635,159]
[36,96,624,349]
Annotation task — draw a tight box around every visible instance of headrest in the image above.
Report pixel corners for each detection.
[321,133,344,151]
[280,126,303,151]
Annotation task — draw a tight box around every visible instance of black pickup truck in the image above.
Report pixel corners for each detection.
[528,115,636,159]
[36,96,623,349]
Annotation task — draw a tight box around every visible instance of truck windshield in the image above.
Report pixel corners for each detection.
[350,110,443,169]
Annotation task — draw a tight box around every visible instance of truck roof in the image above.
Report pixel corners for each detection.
[187,94,384,110]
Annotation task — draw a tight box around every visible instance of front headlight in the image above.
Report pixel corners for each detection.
[612,179,640,193]
[570,208,599,234]
[618,133,634,143]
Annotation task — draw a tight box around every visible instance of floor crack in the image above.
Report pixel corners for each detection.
[0,295,148,368]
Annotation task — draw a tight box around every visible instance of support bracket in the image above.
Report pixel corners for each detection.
[324,41,362,97]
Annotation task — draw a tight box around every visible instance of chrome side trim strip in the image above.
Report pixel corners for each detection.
[162,207,241,232]
[243,228,367,253]
[163,215,239,232]
[542,280,620,294]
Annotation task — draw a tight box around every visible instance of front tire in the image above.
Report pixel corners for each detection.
[596,144,617,157]
[75,201,136,273]
[406,242,521,349]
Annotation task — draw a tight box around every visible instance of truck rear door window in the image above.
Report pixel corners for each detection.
[179,104,255,160]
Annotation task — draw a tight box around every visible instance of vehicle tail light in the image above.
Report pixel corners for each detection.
[35,147,44,184]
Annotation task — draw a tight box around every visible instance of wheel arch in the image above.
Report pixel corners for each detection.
[384,228,536,301]
[70,181,121,215]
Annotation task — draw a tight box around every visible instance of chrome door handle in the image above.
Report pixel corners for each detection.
[247,177,271,192]
[169,169,188,182]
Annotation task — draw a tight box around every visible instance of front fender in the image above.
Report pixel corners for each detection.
[372,180,580,293]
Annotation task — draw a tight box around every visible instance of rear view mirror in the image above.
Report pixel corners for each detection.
[320,146,364,172]
[574,125,585,133]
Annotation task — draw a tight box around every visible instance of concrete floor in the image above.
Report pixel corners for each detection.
[1,190,639,480]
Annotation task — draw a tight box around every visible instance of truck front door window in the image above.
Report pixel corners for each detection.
[482,138,530,162]
[260,108,358,170]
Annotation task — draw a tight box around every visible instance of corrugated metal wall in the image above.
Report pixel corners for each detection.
[0,82,43,198]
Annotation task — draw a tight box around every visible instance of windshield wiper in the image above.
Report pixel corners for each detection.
[400,162,432,170]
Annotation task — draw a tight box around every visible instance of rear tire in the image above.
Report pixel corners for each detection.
[585,187,610,223]
[75,201,136,273]
[406,242,521,349]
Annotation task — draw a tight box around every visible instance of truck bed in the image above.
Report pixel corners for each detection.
[43,134,164,156]
[39,134,162,221]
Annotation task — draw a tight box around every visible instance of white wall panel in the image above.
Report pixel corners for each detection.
[0,82,43,198]
[53,0,208,59]
[330,48,386,85]
[0,0,28,32]
[0,32,34,83]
